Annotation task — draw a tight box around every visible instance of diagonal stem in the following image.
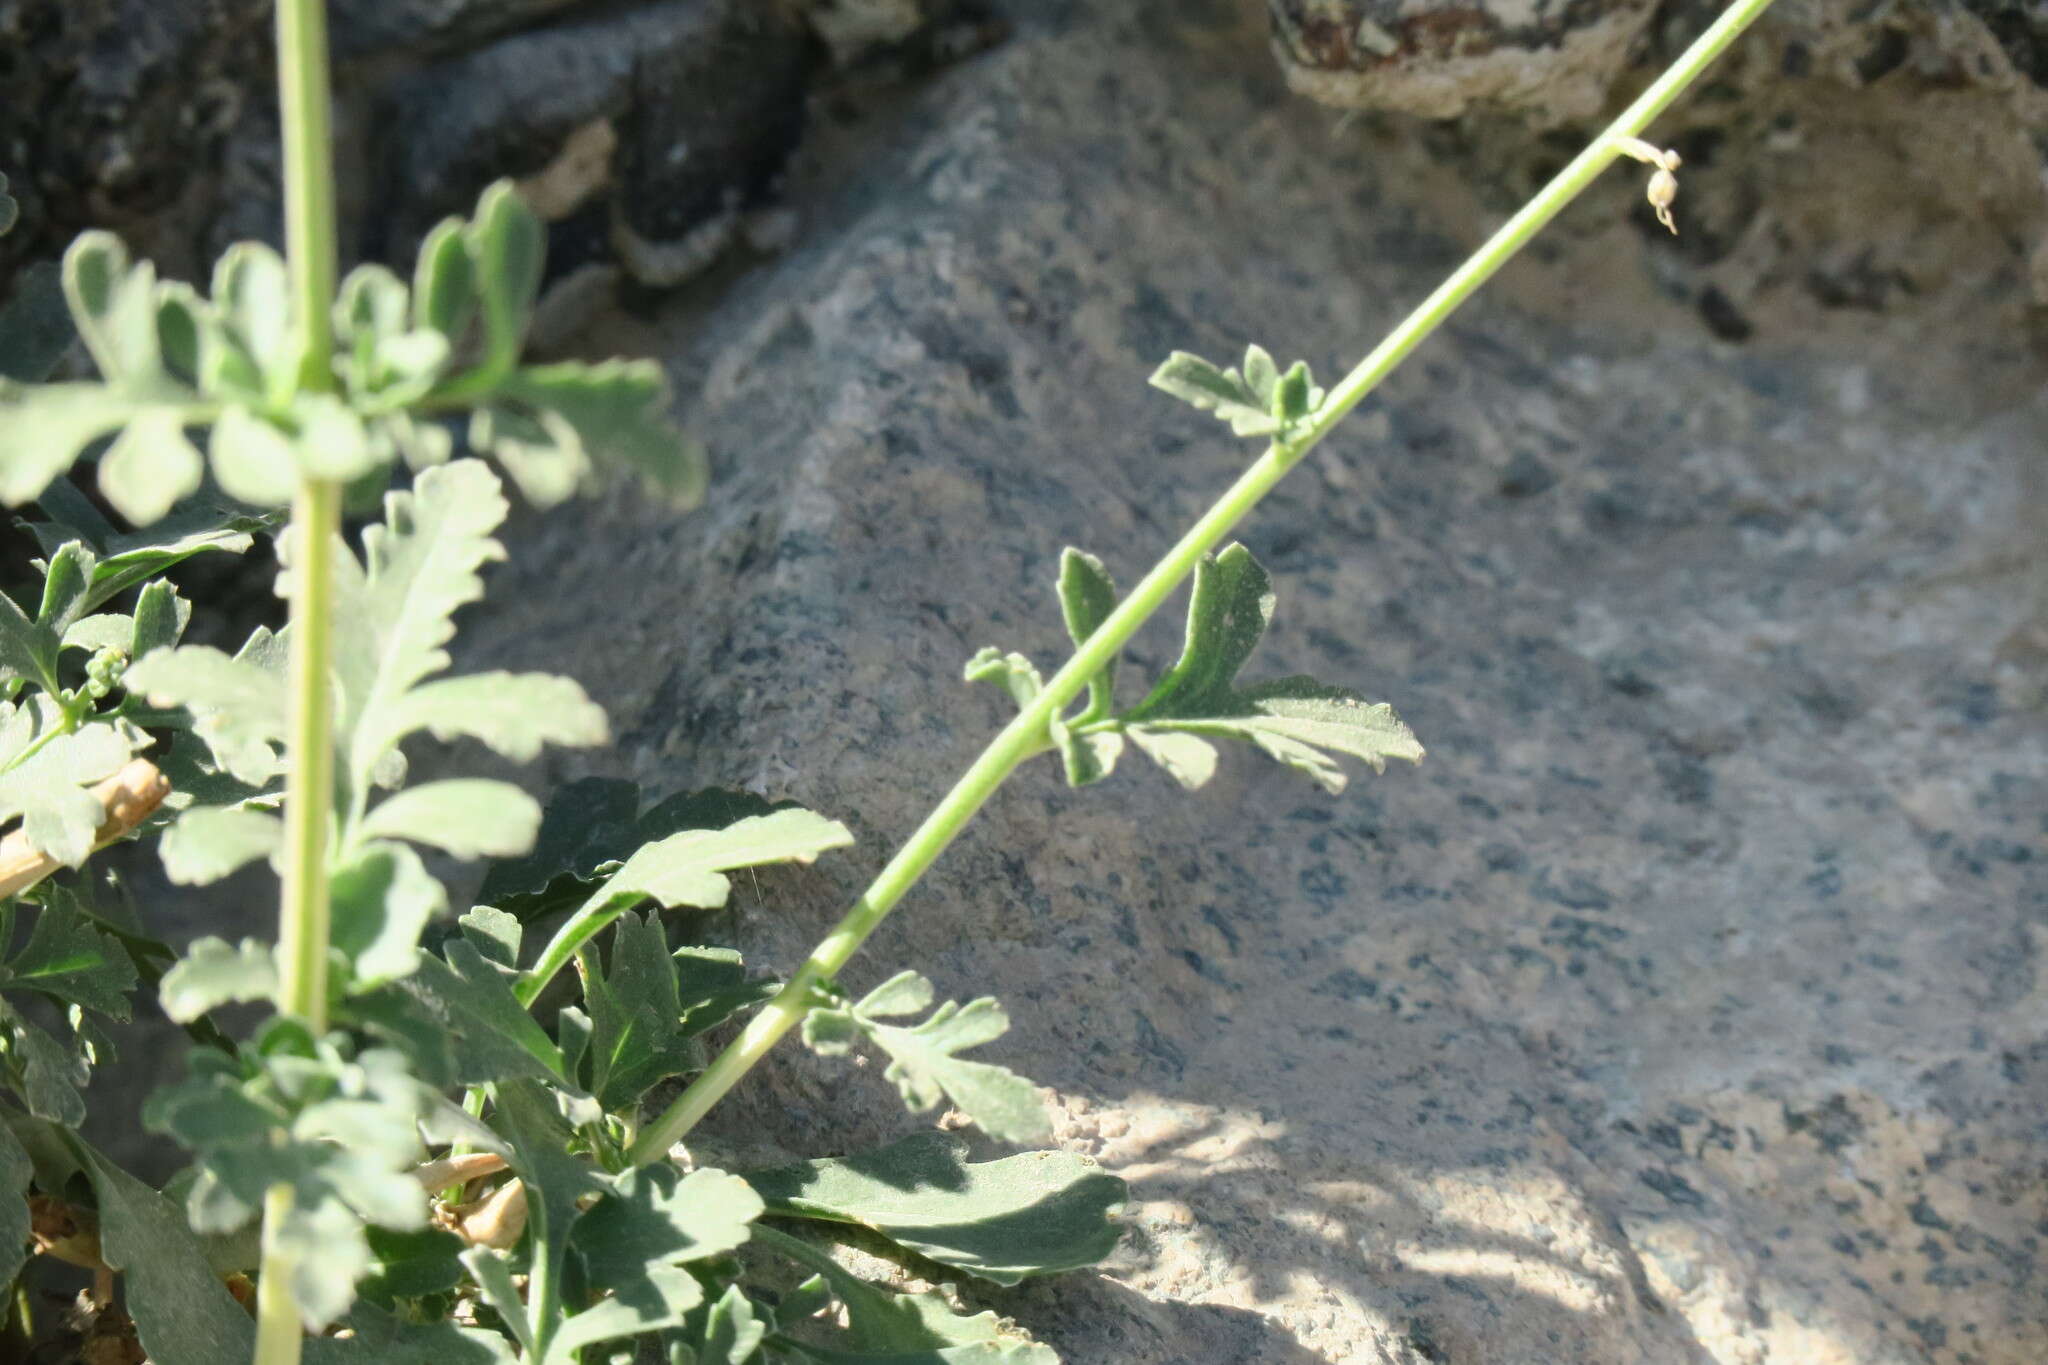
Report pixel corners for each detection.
[628,0,1781,1167]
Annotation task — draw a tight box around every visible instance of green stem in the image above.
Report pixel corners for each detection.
[628,0,1779,1168]
[254,0,340,1362]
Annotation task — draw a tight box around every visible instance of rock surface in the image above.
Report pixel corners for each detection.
[459,2,2047,1361]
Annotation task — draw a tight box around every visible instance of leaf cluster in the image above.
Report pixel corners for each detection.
[1149,344,1325,441]
[0,181,705,527]
[971,543,1423,793]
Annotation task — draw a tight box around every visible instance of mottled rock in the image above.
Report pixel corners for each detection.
[1266,0,1660,124]
[466,2,2048,1360]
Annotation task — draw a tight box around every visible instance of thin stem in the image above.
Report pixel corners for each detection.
[255,1,341,1362]
[252,1187,303,1363]
[275,0,337,396]
[629,0,1779,1167]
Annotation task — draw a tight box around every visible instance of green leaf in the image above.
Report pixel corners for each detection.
[1049,722,1121,790]
[468,403,584,507]
[358,1224,468,1304]
[147,1043,434,1330]
[360,779,542,860]
[0,382,148,508]
[159,937,278,1022]
[491,1079,604,1354]
[0,585,56,689]
[0,1000,86,1123]
[329,458,508,798]
[802,973,1049,1144]
[499,359,707,508]
[1122,728,1215,789]
[527,808,854,1000]
[745,1132,1124,1287]
[1147,351,1278,438]
[332,840,448,991]
[293,391,380,481]
[546,1265,702,1364]
[63,232,169,389]
[131,579,192,655]
[1056,549,1117,721]
[211,241,293,397]
[479,781,786,916]
[208,404,300,507]
[403,939,566,1085]
[0,703,145,865]
[467,181,546,375]
[0,1122,31,1289]
[963,649,1041,710]
[571,1164,761,1289]
[675,1284,768,1365]
[459,904,523,968]
[4,897,138,1017]
[578,910,701,1109]
[752,1225,1055,1363]
[0,261,78,384]
[160,805,282,884]
[1131,542,1271,716]
[38,539,97,638]
[1115,544,1423,793]
[76,1138,257,1359]
[463,1246,537,1357]
[124,641,285,785]
[309,1306,519,1365]
[99,407,205,526]
[1148,347,1323,440]
[414,216,479,344]
[393,671,608,760]
[72,501,265,608]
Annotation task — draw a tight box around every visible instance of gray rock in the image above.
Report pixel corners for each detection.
[467,1,2048,1360]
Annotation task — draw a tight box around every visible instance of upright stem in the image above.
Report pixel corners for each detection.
[256,1,341,1361]
[276,478,340,1030]
[629,0,1780,1169]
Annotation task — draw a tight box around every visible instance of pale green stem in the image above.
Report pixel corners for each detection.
[255,0,341,1361]
[252,1187,304,1364]
[629,0,1780,1168]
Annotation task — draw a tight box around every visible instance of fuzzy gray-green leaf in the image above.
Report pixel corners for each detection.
[0,382,145,506]
[161,806,282,884]
[159,937,278,1021]
[1148,350,1280,438]
[332,841,448,991]
[500,359,706,508]
[806,976,1048,1143]
[99,410,205,526]
[359,779,542,861]
[468,181,545,374]
[393,672,608,761]
[1056,548,1117,720]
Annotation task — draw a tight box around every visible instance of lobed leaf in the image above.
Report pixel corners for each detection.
[4,897,139,1018]
[160,805,282,885]
[392,672,608,762]
[569,1164,762,1291]
[359,779,542,860]
[158,937,278,1022]
[802,972,1049,1144]
[745,1132,1126,1286]
[752,1225,1056,1363]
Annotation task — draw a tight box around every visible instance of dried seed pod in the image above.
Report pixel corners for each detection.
[1612,137,1683,234]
